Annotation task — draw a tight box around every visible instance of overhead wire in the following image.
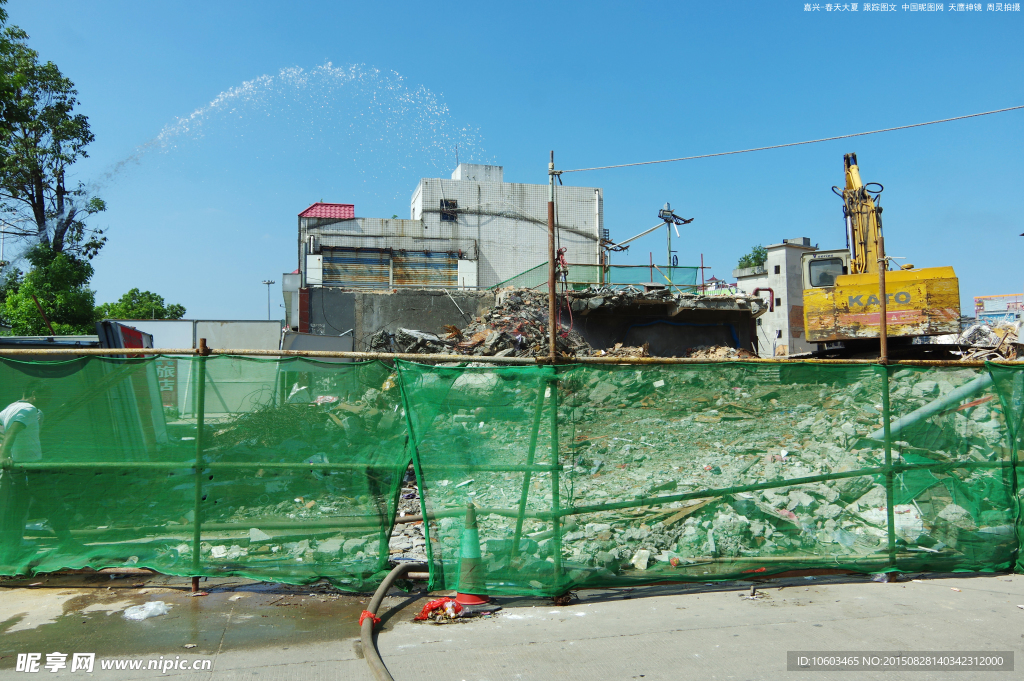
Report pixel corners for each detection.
[558,105,1024,174]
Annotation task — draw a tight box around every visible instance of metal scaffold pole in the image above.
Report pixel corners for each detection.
[876,236,897,576]
[191,338,209,593]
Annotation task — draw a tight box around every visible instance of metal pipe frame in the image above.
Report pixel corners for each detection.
[0,346,1018,368]
[191,339,209,591]
[3,462,564,473]
[543,459,1016,520]
[511,376,548,559]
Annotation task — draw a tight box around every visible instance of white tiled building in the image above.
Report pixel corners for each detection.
[734,238,818,357]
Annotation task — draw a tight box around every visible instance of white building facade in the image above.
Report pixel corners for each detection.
[295,163,602,293]
[734,238,817,357]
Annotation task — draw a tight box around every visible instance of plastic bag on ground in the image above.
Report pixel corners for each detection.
[123,601,171,620]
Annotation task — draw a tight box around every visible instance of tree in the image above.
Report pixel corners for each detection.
[0,1,21,142]
[737,245,767,270]
[0,20,106,261]
[1,244,96,334]
[95,288,186,321]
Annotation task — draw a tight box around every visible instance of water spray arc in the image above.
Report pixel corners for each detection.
[93,63,489,196]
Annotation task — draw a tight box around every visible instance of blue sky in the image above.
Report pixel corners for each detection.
[5,0,1022,319]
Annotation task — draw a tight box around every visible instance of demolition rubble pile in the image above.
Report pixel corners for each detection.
[369,286,756,359]
[370,288,594,357]
[683,345,755,360]
[956,322,1019,361]
[415,365,1010,580]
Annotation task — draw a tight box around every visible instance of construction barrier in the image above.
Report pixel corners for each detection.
[1,355,1021,594]
[399,361,1022,596]
[0,356,408,590]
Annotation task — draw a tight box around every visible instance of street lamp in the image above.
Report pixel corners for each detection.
[261,280,275,320]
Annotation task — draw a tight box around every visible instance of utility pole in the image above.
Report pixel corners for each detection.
[547,151,557,362]
[262,280,276,320]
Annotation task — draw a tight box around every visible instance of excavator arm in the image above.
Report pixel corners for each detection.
[839,153,883,275]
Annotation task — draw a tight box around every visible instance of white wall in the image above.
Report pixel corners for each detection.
[735,242,816,356]
[411,174,601,288]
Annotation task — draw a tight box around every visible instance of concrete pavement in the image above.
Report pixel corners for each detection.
[1,571,1021,680]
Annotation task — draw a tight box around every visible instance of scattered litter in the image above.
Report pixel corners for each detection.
[123,601,171,621]
[950,587,961,592]
[455,479,474,488]
[188,591,209,597]
[184,644,196,649]
[413,597,463,622]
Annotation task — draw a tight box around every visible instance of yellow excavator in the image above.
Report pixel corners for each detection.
[801,154,960,357]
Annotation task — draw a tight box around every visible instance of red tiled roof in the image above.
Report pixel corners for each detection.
[299,203,354,219]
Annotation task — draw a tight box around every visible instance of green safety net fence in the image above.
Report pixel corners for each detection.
[2,356,1021,594]
[398,361,1022,596]
[0,356,408,590]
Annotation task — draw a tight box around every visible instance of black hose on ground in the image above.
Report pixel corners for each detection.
[360,562,425,681]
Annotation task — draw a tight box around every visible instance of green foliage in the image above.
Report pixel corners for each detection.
[96,288,186,321]
[0,17,106,260]
[0,2,22,143]
[1,244,96,334]
[737,244,767,270]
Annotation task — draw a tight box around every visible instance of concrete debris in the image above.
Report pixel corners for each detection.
[369,286,764,358]
[371,288,591,357]
[684,346,755,360]
[249,528,272,543]
[407,364,1009,579]
[591,342,650,359]
[193,343,1005,585]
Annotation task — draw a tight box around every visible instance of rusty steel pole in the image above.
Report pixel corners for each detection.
[548,151,557,361]
[876,236,897,575]
[877,235,888,364]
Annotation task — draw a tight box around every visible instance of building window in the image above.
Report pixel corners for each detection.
[774,265,781,274]
[757,318,762,326]
[776,330,782,339]
[440,199,458,222]
[775,297,782,307]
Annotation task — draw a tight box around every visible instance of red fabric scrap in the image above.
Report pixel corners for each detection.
[413,597,463,621]
[359,610,381,627]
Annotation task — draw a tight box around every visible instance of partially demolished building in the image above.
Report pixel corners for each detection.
[283,163,770,355]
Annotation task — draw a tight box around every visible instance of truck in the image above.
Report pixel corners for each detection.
[801,154,961,358]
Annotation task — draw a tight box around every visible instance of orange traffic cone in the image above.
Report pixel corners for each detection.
[454,503,490,609]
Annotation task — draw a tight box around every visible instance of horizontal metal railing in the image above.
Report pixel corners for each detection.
[0,346,1017,367]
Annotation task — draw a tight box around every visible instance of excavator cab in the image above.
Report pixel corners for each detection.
[801,249,849,289]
